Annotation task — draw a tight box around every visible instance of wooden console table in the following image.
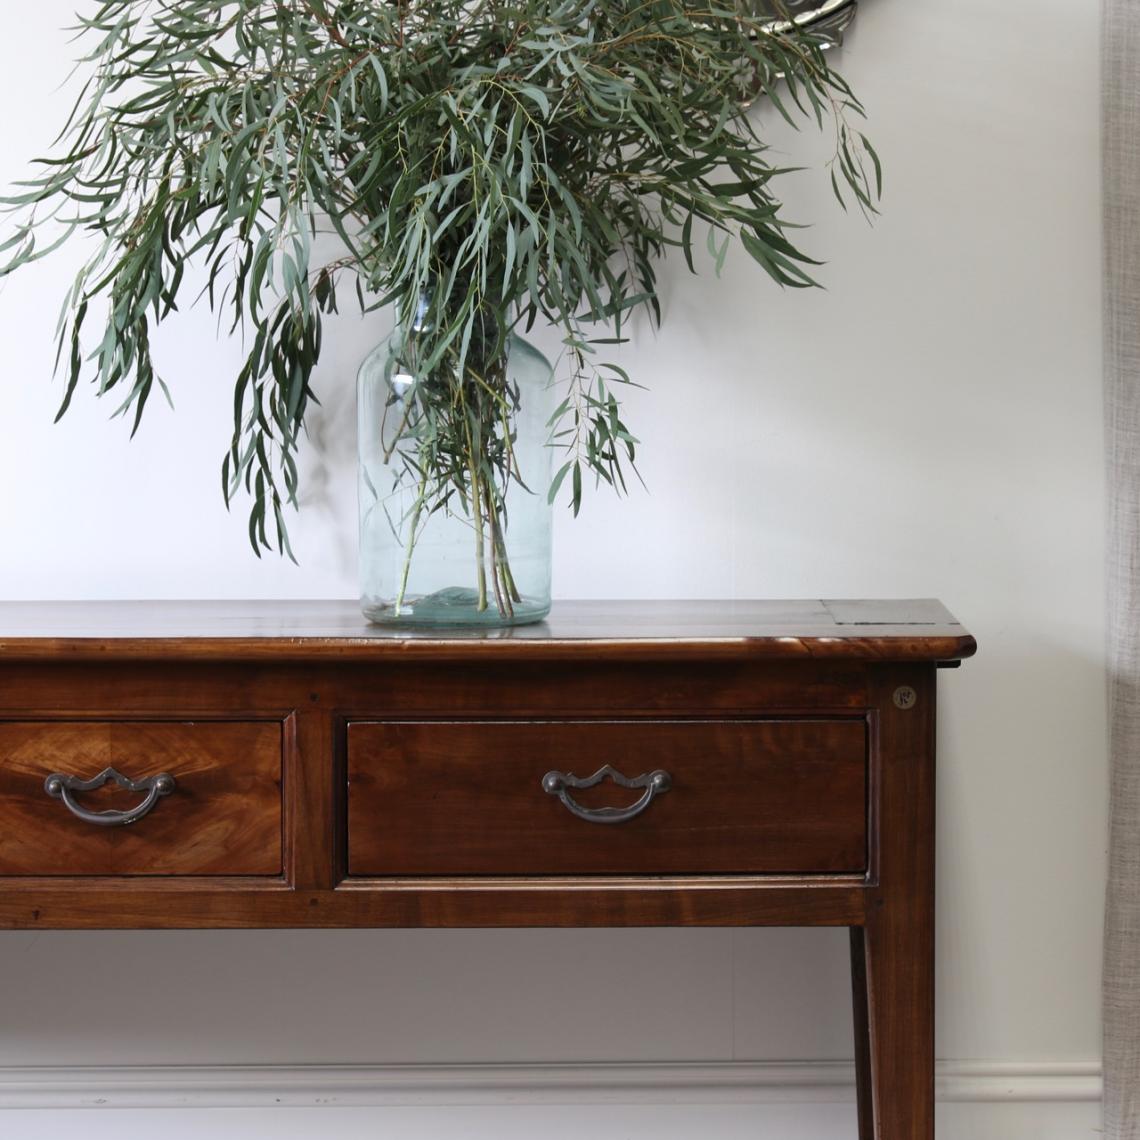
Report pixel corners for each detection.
[0,598,974,1138]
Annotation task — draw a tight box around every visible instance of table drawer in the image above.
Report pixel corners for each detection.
[0,721,283,876]
[346,719,867,876]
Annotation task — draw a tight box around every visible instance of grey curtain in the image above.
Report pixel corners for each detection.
[1105,3,1140,1135]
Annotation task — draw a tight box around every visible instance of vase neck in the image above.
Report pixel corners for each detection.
[401,287,514,367]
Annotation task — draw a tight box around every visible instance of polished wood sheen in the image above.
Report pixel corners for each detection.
[0,598,975,662]
[0,721,283,875]
[0,599,975,1140]
[347,719,867,875]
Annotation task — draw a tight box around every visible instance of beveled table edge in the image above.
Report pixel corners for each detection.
[0,599,977,664]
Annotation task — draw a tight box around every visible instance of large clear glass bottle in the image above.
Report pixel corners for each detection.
[357,302,555,626]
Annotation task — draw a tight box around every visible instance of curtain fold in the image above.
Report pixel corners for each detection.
[1104,3,1140,1136]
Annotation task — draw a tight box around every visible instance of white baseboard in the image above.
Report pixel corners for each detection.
[0,1060,1102,1110]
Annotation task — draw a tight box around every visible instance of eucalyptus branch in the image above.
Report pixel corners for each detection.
[2,0,879,555]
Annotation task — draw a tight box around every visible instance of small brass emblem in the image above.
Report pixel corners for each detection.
[893,686,918,710]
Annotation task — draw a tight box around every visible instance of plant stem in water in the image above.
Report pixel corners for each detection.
[484,484,513,618]
[469,458,489,613]
[393,468,428,616]
[492,518,522,604]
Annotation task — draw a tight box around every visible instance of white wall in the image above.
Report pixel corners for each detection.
[0,1,1105,1137]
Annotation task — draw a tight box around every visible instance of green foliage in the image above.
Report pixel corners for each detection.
[1,0,879,557]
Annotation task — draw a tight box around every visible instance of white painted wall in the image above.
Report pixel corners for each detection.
[0,0,1105,1136]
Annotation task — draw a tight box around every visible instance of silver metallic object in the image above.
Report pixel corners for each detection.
[542,765,672,825]
[756,0,859,49]
[43,766,177,827]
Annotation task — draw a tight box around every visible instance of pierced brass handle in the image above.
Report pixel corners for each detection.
[541,765,671,825]
[44,767,176,828]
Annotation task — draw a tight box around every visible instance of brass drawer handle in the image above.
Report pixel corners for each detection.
[541,765,672,825]
[44,767,177,828]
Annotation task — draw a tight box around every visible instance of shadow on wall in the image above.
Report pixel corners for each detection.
[0,926,853,1066]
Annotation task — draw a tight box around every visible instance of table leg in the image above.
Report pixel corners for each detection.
[855,666,937,1139]
[849,927,874,1140]
[851,912,934,1139]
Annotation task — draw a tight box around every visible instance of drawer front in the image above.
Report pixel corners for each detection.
[347,720,867,876]
[0,721,283,876]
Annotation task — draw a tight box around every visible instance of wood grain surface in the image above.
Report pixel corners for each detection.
[0,599,976,663]
[0,721,283,875]
[347,719,868,876]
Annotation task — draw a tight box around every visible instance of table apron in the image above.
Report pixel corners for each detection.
[0,879,870,929]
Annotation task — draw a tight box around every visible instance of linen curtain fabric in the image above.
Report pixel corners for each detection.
[1105,3,1140,1135]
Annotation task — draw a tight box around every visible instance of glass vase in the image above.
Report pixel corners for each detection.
[357,306,555,627]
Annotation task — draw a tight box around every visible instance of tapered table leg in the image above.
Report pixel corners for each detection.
[850,928,874,1140]
[854,665,937,1139]
[851,911,934,1139]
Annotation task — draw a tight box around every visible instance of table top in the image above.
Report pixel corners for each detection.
[0,599,976,663]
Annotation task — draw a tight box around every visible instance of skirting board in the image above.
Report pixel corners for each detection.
[0,1061,1102,1110]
